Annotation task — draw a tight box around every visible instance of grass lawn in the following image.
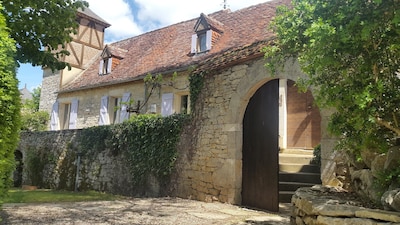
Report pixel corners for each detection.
[3,188,124,204]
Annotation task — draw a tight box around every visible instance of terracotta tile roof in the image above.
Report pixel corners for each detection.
[61,0,290,93]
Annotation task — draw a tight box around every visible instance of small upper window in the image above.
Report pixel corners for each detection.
[191,30,212,54]
[99,57,112,75]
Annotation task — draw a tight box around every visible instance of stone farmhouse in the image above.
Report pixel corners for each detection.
[38,0,337,212]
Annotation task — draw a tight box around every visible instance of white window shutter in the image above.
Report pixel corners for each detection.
[69,99,78,129]
[120,92,131,122]
[98,60,104,75]
[161,93,174,117]
[99,96,109,125]
[191,34,197,54]
[107,57,113,73]
[206,30,212,51]
[50,101,59,131]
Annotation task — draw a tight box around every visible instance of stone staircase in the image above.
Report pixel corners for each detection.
[279,149,321,203]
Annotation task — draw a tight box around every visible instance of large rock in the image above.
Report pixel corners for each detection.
[382,189,400,212]
[360,148,379,168]
[371,153,386,178]
[385,146,400,171]
[351,169,380,202]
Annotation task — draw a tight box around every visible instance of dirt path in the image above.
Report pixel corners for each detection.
[0,197,290,225]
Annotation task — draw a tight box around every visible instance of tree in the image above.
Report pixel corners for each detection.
[2,0,88,71]
[264,0,400,154]
[0,3,21,205]
[21,87,49,131]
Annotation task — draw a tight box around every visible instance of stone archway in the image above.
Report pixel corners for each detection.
[224,58,311,205]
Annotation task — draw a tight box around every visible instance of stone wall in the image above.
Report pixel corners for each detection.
[292,186,400,225]
[39,69,61,116]
[17,131,159,196]
[171,58,337,204]
[32,56,339,206]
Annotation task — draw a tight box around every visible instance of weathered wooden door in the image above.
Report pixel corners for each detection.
[242,79,279,211]
[286,80,321,149]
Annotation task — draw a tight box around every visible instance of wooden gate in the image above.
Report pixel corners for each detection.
[242,79,279,211]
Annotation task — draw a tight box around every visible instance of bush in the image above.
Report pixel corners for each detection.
[0,4,21,206]
[20,111,49,131]
[77,113,189,186]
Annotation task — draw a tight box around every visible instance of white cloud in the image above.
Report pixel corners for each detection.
[85,0,142,42]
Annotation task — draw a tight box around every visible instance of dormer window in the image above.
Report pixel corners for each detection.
[99,57,112,75]
[191,13,223,55]
[192,30,212,53]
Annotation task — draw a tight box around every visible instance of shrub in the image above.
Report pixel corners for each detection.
[0,4,21,206]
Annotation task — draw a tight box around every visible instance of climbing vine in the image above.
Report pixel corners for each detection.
[76,113,189,186]
[189,71,206,111]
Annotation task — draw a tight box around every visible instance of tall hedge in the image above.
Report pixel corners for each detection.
[0,3,21,205]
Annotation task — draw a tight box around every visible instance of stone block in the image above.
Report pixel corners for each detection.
[317,215,377,225]
[355,208,400,223]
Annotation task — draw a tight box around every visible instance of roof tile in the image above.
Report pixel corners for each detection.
[61,0,290,92]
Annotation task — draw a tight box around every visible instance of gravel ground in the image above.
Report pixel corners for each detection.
[0,197,290,225]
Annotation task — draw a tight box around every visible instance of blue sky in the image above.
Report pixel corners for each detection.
[17,0,270,91]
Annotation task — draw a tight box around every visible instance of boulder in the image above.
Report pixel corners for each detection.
[382,189,400,212]
[351,169,380,202]
[361,148,379,168]
[385,145,400,171]
[371,153,386,178]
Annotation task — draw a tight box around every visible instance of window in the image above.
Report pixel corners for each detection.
[60,103,71,130]
[109,96,121,124]
[98,57,112,75]
[50,99,78,130]
[180,95,189,114]
[191,30,212,54]
[99,93,130,125]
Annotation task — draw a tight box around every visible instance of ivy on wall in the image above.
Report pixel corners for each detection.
[77,113,189,186]
[189,71,206,111]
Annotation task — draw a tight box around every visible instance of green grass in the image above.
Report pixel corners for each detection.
[3,189,124,204]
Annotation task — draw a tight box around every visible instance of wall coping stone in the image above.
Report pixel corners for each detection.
[292,186,400,225]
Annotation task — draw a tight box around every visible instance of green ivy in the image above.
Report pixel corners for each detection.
[189,71,206,111]
[77,113,189,186]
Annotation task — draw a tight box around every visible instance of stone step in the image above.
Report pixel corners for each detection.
[280,148,314,155]
[279,172,321,184]
[279,181,316,192]
[279,154,316,165]
[279,163,320,173]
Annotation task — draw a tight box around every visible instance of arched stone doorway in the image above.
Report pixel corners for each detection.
[240,77,321,211]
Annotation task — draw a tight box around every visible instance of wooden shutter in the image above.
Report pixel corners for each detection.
[69,99,78,129]
[107,57,113,73]
[99,96,109,125]
[161,93,174,117]
[50,101,59,130]
[191,34,197,54]
[206,30,212,51]
[120,92,131,122]
[98,59,104,75]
